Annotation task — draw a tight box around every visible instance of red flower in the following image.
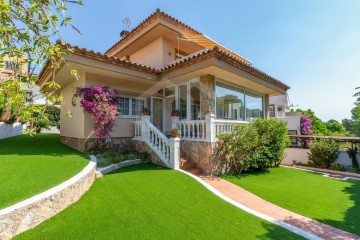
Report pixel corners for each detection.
[219,139,224,145]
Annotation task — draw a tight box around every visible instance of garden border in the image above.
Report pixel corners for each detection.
[0,156,97,240]
[178,169,322,240]
[95,159,143,177]
[282,165,360,181]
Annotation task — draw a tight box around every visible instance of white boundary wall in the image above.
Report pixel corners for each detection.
[282,148,360,167]
[0,122,24,139]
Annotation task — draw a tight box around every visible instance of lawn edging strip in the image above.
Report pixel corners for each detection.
[0,155,97,240]
[95,159,143,177]
[282,165,360,181]
[178,170,322,240]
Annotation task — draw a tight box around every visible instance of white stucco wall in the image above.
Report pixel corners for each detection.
[0,122,24,139]
[130,38,165,68]
[282,147,360,167]
[60,73,86,139]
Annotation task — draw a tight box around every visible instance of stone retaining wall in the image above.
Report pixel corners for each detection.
[61,136,136,153]
[0,157,96,240]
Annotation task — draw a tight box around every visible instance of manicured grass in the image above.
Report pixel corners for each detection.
[221,167,360,235]
[0,134,89,209]
[15,164,302,240]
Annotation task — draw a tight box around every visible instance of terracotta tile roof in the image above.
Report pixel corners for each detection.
[37,40,159,86]
[105,8,202,56]
[161,46,290,91]
[38,42,289,91]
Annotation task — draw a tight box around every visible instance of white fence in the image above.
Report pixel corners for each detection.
[0,122,24,139]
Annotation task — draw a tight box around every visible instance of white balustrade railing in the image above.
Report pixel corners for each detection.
[177,120,206,141]
[133,121,142,139]
[133,116,179,169]
[214,119,248,135]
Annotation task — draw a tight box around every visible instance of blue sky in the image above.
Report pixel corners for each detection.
[61,0,360,122]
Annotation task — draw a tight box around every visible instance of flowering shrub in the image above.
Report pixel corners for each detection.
[213,118,290,174]
[73,85,120,138]
[300,115,312,147]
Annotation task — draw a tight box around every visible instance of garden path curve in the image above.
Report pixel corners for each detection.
[200,175,360,240]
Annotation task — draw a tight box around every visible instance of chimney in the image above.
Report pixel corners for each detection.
[120,30,130,38]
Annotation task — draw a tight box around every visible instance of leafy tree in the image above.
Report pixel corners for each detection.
[353,87,360,98]
[325,119,347,136]
[0,0,82,134]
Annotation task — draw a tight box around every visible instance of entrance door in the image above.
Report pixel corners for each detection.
[164,96,175,134]
[151,97,163,131]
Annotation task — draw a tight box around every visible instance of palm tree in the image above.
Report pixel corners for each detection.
[353,87,360,97]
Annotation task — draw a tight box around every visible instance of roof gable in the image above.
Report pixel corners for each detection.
[105,9,250,64]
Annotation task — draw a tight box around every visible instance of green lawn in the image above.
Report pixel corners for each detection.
[15,164,302,240]
[0,134,89,209]
[221,167,360,235]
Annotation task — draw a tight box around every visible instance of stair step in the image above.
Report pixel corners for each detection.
[180,162,197,170]
[187,167,203,175]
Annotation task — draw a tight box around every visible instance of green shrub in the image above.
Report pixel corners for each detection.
[45,105,60,127]
[308,138,340,169]
[97,150,125,165]
[96,157,113,168]
[214,118,290,174]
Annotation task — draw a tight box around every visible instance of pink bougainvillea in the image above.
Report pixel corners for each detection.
[300,115,312,147]
[73,85,121,139]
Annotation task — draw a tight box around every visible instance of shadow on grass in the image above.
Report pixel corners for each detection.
[314,179,360,236]
[258,221,305,240]
[0,134,89,160]
[106,163,170,175]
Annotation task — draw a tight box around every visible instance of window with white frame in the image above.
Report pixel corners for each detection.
[117,96,145,117]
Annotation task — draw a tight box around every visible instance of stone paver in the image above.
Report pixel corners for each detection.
[199,175,359,240]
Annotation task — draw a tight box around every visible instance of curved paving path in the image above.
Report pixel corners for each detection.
[199,175,360,240]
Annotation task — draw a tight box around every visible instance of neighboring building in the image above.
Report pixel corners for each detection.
[38,9,291,173]
[269,94,301,137]
[0,55,46,105]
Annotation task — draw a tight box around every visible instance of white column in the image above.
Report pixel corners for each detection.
[205,114,216,143]
[171,116,180,129]
[169,137,180,169]
[141,115,151,141]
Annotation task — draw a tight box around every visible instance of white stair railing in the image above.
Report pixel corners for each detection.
[133,116,179,169]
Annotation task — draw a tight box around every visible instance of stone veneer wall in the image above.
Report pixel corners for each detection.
[0,158,96,240]
[61,136,137,153]
[200,74,216,118]
[132,140,166,167]
[180,140,215,174]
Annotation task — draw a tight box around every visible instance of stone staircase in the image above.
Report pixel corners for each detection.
[180,161,203,175]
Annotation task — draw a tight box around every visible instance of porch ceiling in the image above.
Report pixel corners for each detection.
[160,58,287,96]
[41,54,158,94]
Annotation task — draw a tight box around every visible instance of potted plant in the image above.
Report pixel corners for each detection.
[172,109,180,117]
[169,128,181,138]
[142,108,150,115]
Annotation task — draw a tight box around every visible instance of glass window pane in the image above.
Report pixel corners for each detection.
[190,82,201,120]
[269,105,275,118]
[245,93,263,120]
[118,97,129,115]
[215,84,245,120]
[132,99,145,116]
[178,85,187,119]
